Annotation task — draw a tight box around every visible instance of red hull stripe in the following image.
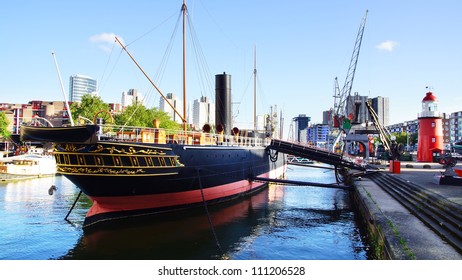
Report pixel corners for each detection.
[86,165,286,218]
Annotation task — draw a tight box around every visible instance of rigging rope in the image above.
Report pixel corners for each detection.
[187,15,215,103]
[234,71,254,120]
[98,40,117,95]
[196,169,228,259]
[125,11,179,48]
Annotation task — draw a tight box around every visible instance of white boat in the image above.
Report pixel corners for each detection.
[0,154,56,181]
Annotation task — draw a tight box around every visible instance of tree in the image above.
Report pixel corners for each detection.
[148,108,182,130]
[409,133,418,146]
[114,103,181,130]
[393,132,408,145]
[0,111,11,139]
[70,94,112,124]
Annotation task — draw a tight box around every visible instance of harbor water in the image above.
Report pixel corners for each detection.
[0,165,371,260]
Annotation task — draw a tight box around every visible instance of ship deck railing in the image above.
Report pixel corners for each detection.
[97,124,272,148]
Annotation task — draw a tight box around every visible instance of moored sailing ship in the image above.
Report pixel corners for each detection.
[21,2,286,229]
[22,79,286,228]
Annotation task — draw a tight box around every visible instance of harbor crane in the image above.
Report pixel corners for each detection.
[332,10,368,128]
[329,10,368,152]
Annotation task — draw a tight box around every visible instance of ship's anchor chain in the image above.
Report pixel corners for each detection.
[196,169,229,260]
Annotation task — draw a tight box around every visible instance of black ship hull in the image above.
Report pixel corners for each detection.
[22,125,286,228]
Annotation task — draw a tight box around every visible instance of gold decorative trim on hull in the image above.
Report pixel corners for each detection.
[91,145,168,155]
[52,142,184,176]
[58,166,146,175]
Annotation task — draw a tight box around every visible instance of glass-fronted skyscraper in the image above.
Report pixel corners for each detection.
[69,74,97,102]
[293,114,311,143]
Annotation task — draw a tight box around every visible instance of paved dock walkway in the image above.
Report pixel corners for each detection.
[355,161,462,259]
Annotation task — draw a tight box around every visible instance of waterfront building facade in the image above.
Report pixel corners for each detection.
[345,94,368,124]
[442,113,451,146]
[192,96,215,131]
[121,89,144,108]
[341,95,389,126]
[322,109,333,126]
[159,93,183,124]
[450,111,462,144]
[69,74,98,103]
[370,96,390,127]
[293,114,310,143]
[308,124,329,148]
[0,101,72,133]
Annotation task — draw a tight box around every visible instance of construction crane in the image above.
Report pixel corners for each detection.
[332,10,368,129]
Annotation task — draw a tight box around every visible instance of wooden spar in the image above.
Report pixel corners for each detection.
[52,52,74,126]
[114,36,187,125]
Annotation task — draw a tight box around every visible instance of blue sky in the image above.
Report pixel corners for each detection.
[1,0,461,136]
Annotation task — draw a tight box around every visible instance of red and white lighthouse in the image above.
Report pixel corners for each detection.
[417,91,444,162]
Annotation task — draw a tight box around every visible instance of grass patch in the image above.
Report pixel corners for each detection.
[387,220,416,259]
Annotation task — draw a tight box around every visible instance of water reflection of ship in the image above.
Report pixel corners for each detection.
[61,186,271,260]
[60,176,360,260]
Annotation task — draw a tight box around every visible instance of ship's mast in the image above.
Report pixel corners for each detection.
[116,2,190,130]
[253,45,257,132]
[182,1,187,131]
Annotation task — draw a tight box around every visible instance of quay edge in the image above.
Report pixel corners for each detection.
[353,179,413,259]
[352,162,462,260]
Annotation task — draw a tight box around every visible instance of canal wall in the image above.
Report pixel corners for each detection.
[352,162,462,260]
[353,180,413,259]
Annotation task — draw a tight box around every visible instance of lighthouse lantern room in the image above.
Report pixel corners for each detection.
[417,91,444,162]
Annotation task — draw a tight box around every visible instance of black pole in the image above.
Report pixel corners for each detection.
[65,190,82,221]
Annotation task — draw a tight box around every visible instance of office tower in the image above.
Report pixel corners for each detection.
[69,74,97,102]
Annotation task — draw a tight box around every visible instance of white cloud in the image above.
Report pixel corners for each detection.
[89,32,124,52]
[376,40,399,52]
